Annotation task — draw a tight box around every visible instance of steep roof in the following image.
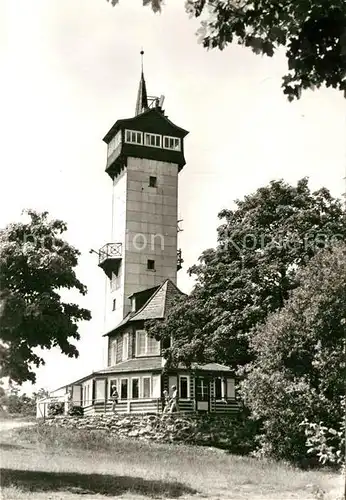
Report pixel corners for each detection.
[130,279,184,321]
[135,71,148,116]
[104,279,184,337]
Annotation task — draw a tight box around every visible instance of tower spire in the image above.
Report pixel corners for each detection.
[135,50,148,116]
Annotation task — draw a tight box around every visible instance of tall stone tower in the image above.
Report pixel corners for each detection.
[98,60,189,333]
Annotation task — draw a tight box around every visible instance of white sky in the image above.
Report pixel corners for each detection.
[1,0,345,394]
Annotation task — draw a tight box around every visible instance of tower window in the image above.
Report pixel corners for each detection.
[110,272,121,292]
[144,133,161,148]
[147,259,155,271]
[163,135,181,151]
[107,131,122,156]
[112,298,116,311]
[149,176,157,188]
[125,129,143,145]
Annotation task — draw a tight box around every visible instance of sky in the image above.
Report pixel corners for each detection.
[1,0,345,394]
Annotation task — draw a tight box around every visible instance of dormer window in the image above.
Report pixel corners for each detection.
[125,129,143,145]
[163,136,181,151]
[131,297,136,312]
[144,133,161,148]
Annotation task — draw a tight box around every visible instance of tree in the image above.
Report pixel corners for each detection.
[146,178,345,370]
[33,387,50,400]
[0,210,91,384]
[0,391,37,416]
[108,0,346,101]
[240,243,346,464]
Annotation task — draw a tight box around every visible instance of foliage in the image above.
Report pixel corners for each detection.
[68,405,84,417]
[108,0,346,101]
[0,392,36,416]
[0,210,91,384]
[147,178,345,371]
[241,244,346,464]
[107,0,162,12]
[48,402,64,416]
[300,413,345,467]
[33,387,50,400]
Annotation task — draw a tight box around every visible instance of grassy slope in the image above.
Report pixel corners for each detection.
[0,423,343,500]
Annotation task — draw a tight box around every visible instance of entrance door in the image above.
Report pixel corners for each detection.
[195,377,210,412]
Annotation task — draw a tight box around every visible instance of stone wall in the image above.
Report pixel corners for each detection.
[44,412,256,453]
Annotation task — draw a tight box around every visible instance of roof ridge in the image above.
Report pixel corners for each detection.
[162,279,184,316]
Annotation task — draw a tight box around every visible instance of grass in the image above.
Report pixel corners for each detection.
[0,422,344,500]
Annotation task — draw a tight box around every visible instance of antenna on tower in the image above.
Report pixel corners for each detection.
[140,48,144,73]
[158,95,165,108]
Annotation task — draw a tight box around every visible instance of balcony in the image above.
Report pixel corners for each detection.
[98,243,122,278]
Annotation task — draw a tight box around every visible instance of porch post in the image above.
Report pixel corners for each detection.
[104,379,108,413]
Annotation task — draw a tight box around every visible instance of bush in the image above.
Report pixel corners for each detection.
[242,245,346,465]
[68,405,83,417]
[48,402,64,416]
[301,413,345,468]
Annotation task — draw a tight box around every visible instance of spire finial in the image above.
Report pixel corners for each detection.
[140,49,144,73]
[135,50,148,116]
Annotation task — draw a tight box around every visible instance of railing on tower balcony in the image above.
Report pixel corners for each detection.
[99,243,122,266]
[98,243,122,278]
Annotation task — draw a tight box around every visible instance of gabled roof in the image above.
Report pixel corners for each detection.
[104,279,184,337]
